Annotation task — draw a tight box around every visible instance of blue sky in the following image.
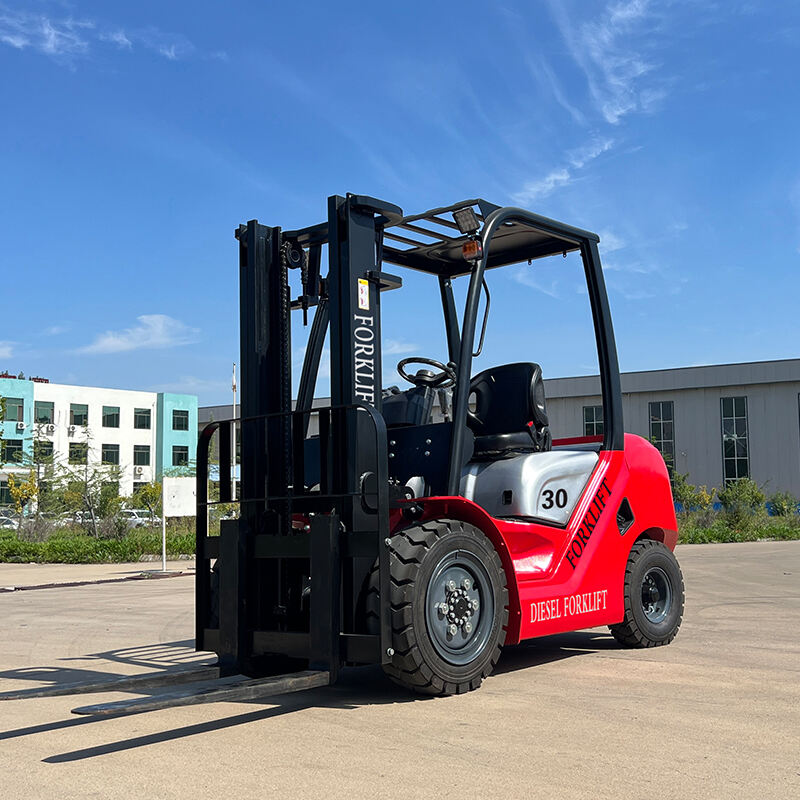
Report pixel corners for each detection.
[0,0,798,405]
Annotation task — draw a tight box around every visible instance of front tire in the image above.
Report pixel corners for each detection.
[610,539,685,648]
[368,519,509,695]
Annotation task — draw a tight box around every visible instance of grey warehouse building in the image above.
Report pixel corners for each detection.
[199,358,800,497]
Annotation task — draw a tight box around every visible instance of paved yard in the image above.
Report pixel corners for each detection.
[1,541,798,799]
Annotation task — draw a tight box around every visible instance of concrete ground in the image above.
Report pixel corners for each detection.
[0,541,797,800]
[0,560,193,591]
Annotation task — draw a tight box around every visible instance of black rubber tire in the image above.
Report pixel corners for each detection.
[609,539,685,648]
[366,519,509,695]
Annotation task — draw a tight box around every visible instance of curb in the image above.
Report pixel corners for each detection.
[0,569,194,593]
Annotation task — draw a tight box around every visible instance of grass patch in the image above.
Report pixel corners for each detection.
[0,527,196,564]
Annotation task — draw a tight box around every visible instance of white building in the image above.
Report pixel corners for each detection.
[0,374,198,510]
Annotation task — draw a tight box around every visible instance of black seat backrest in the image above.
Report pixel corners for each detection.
[467,362,549,439]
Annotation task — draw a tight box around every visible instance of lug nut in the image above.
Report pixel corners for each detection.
[438,603,447,615]
[447,580,456,591]
[472,599,479,610]
[448,624,457,636]
[464,622,472,633]
[462,578,471,590]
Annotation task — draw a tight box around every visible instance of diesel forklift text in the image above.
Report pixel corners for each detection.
[564,478,613,570]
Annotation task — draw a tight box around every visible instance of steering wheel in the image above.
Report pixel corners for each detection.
[397,357,456,389]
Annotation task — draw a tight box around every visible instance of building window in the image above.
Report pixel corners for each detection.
[34,401,54,424]
[134,408,151,429]
[172,409,189,431]
[102,406,120,428]
[133,445,150,466]
[721,396,749,482]
[70,403,88,426]
[101,443,120,465]
[649,401,675,474]
[34,440,54,461]
[69,442,88,465]
[0,480,10,505]
[132,481,147,494]
[5,397,24,422]
[172,445,189,467]
[583,405,604,437]
[1,438,24,464]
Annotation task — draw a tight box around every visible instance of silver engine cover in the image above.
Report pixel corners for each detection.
[460,450,600,525]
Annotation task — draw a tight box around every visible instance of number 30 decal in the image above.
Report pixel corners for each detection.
[542,488,568,509]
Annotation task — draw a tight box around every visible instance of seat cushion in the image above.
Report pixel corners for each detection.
[472,431,536,459]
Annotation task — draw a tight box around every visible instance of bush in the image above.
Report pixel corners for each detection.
[672,472,714,510]
[718,478,766,531]
[768,491,798,517]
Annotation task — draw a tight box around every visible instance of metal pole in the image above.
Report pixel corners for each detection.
[231,362,237,501]
[161,479,167,572]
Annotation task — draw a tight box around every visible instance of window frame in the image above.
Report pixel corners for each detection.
[720,395,749,482]
[648,400,675,475]
[172,409,189,431]
[34,400,54,424]
[101,443,120,465]
[5,397,24,422]
[70,403,89,426]
[133,408,152,430]
[583,405,604,437]
[102,406,120,428]
[172,445,189,467]
[34,440,54,462]
[133,445,151,466]
[1,438,24,464]
[68,441,88,465]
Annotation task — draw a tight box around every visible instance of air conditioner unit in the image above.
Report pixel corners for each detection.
[134,466,144,475]
[68,425,76,434]
[16,421,26,431]
[46,424,55,434]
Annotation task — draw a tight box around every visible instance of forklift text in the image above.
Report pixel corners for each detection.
[530,589,608,624]
[564,477,613,570]
[353,313,376,404]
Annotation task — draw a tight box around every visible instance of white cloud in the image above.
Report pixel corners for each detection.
[78,314,200,354]
[547,0,665,125]
[513,137,614,203]
[99,29,132,50]
[43,324,69,336]
[568,138,614,169]
[597,230,626,253]
[0,7,91,58]
[0,6,194,63]
[0,341,13,359]
[383,339,419,356]
[513,268,559,298]
[151,375,228,395]
[513,169,571,203]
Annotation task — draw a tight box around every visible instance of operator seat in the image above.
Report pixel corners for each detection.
[466,362,551,459]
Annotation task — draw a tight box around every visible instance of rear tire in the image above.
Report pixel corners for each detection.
[367,519,508,695]
[610,539,684,648]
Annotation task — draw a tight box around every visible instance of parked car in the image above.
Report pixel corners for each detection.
[119,509,161,528]
[0,514,19,531]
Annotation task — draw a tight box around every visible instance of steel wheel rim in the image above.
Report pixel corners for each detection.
[424,550,495,666]
[641,566,672,624]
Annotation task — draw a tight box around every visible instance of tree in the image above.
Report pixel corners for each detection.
[130,481,162,522]
[7,470,37,513]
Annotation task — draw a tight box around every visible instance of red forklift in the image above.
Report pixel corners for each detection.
[1,194,683,713]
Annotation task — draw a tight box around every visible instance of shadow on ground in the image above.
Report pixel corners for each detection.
[0,629,619,762]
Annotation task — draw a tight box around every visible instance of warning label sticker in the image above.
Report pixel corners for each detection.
[358,278,370,311]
